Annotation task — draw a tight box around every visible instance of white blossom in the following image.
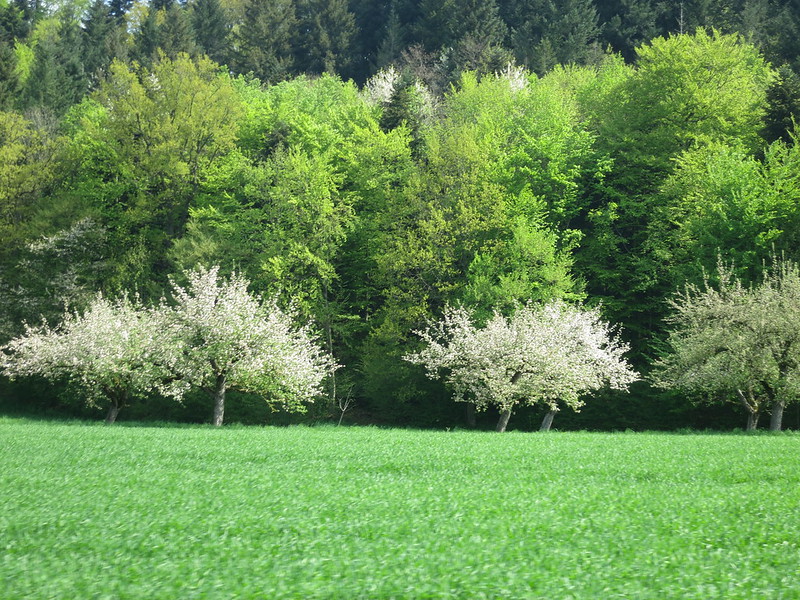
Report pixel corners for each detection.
[495,63,529,92]
[156,266,337,424]
[363,66,401,106]
[405,301,638,414]
[0,294,181,421]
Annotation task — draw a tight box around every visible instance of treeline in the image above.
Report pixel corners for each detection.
[4,0,800,113]
[2,17,800,428]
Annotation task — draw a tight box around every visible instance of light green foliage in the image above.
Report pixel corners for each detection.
[0,110,55,242]
[373,69,594,328]
[575,31,775,345]
[603,29,774,183]
[1,422,798,597]
[653,258,800,430]
[66,53,243,293]
[652,138,800,285]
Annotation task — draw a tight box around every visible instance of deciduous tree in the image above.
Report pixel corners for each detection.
[0,294,182,423]
[653,258,800,431]
[157,266,337,426]
[406,301,638,432]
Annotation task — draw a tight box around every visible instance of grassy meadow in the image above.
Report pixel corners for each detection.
[1,418,799,599]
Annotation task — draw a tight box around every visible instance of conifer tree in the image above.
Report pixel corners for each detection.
[82,0,115,84]
[133,5,160,66]
[375,4,405,69]
[236,0,297,83]
[296,0,358,75]
[191,0,230,65]
[159,3,197,58]
[109,0,133,23]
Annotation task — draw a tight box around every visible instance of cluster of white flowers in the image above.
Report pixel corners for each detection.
[495,63,529,92]
[363,66,401,106]
[406,301,638,413]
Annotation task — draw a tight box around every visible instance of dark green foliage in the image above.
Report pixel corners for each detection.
[133,5,160,65]
[159,4,197,58]
[236,0,297,83]
[375,3,405,69]
[596,0,670,61]
[295,0,358,76]
[191,0,230,65]
[22,7,88,115]
[507,0,600,73]
[108,0,133,23]
[762,64,800,144]
[81,0,115,84]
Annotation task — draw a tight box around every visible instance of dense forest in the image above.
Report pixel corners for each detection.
[2,0,800,429]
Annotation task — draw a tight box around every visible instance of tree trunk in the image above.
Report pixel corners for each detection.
[466,403,476,428]
[495,408,512,432]
[770,400,786,432]
[105,401,120,425]
[736,388,760,431]
[212,374,226,426]
[746,410,760,431]
[540,408,558,432]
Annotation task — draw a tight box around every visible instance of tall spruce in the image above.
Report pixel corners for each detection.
[191,0,230,65]
[236,0,297,83]
[159,3,197,58]
[82,0,115,85]
[296,0,358,75]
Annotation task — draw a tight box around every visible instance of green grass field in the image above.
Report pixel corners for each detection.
[1,418,799,599]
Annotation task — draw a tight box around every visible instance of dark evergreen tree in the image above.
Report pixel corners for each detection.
[296,0,358,75]
[159,3,197,58]
[0,41,19,109]
[23,7,87,115]
[82,0,115,84]
[191,0,231,64]
[449,0,507,47]
[509,0,599,72]
[375,3,406,69]
[152,0,175,11]
[236,0,297,83]
[596,0,670,61]
[0,0,27,40]
[109,0,133,23]
[762,64,800,144]
[133,5,161,65]
[414,0,452,49]
[0,1,24,107]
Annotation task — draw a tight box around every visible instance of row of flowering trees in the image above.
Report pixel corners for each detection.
[1,264,638,429]
[3,260,799,430]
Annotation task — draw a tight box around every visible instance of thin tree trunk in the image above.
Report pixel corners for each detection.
[736,389,759,431]
[540,408,558,432]
[466,403,476,428]
[770,400,786,432]
[496,408,512,432]
[212,373,226,427]
[746,411,760,431]
[322,285,336,411]
[105,401,120,425]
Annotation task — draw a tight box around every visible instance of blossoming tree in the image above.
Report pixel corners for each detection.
[652,258,800,431]
[0,295,183,423]
[158,267,337,426]
[405,301,638,431]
